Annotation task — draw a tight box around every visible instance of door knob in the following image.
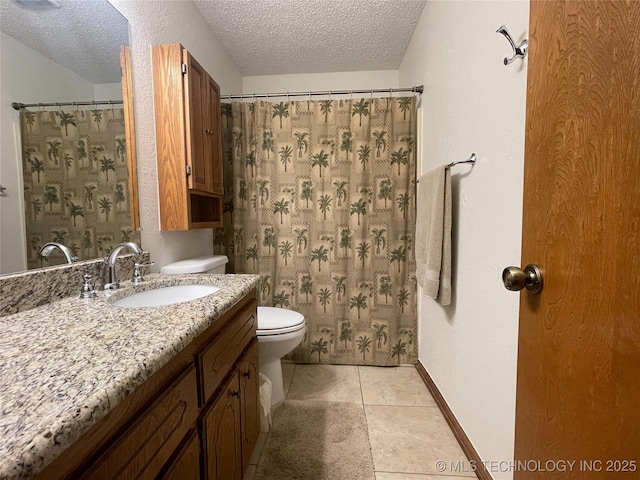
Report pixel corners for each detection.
[502,264,543,294]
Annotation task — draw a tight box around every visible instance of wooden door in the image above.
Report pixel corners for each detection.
[207,75,224,196]
[514,1,640,478]
[183,50,211,192]
[239,341,261,472]
[203,373,242,480]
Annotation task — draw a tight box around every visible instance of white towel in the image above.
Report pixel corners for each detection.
[415,166,452,305]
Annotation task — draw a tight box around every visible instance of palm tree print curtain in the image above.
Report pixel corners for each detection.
[20,108,139,269]
[220,97,418,365]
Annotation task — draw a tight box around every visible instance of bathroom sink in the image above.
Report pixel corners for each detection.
[112,285,220,308]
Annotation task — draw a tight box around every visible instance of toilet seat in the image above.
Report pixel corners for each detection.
[257,306,305,336]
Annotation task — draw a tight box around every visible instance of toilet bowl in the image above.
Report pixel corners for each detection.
[257,306,305,405]
[160,256,305,406]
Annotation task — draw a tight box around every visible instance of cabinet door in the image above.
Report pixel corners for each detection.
[207,75,224,196]
[203,373,242,480]
[81,367,198,480]
[160,430,200,480]
[239,341,260,472]
[152,43,190,231]
[183,50,212,192]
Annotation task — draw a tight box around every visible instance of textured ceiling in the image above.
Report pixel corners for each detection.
[0,0,128,84]
[193,0,428,76]
[0,0,426,83]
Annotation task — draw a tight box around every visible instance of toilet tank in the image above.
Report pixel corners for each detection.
[160,255,229,275]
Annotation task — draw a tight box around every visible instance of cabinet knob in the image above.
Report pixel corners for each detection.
[232,390,240,399]
[243,370,252,379]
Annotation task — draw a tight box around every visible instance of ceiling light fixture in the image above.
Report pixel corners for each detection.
[12,0,61,10]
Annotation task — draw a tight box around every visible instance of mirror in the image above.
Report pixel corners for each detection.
[0,0,139,275]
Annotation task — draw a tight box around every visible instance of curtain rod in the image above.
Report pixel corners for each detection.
[223,85,423,100]
[12,100,123,111]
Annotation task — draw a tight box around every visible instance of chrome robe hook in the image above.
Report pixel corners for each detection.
[496,25,528,65]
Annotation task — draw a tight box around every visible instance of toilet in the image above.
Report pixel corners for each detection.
[256,306,305,405]
[160,255,305,406]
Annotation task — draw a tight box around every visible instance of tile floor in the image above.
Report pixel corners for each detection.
[245,364,477,480]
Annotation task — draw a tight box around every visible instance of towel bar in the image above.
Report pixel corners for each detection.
[446,152,477,169]
[416,153,477,183]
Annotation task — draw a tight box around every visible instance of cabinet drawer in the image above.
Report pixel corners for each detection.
[159,429,200,480]
[81,367,198,480]
[199,302,256,405]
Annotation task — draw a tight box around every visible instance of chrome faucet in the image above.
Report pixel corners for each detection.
[103,242,143,290]
[39,242,78,265]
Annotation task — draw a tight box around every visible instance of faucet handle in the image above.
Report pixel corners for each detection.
[132,261,155,285]
[79,273,97,299]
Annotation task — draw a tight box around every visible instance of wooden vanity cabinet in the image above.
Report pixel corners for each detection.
[35,291,259,480]
[152,43,224,230]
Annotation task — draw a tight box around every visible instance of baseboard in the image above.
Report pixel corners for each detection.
[415,361,491,480]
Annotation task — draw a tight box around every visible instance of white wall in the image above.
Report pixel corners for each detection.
[109,0,242,271]
[242,70,399,97]
[399,1,529,479]
[94,83,124,101]
[0,32,96,275]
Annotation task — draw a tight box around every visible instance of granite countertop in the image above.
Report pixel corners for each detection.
[0,273,260,480]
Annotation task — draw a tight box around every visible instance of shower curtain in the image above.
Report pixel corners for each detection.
[220,97,417,365]
[20,108,139,269]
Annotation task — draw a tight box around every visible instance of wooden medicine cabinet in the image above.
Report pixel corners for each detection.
[152,44,224,230]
